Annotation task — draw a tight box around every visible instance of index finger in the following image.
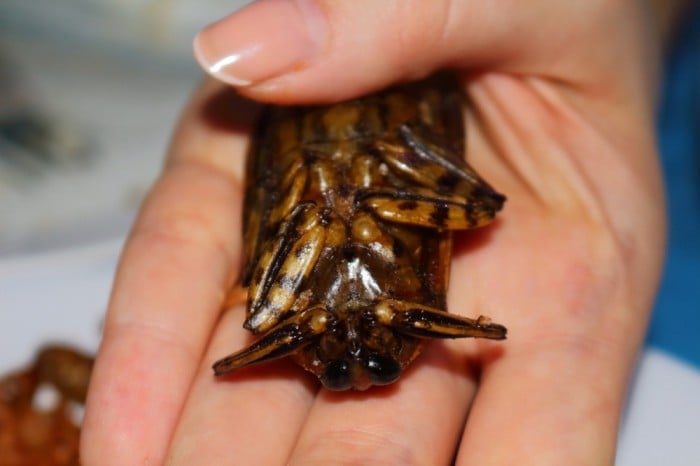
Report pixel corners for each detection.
[81,81,256,465]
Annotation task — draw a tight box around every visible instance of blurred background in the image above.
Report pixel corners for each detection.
[0,1,698,464]
[0,0,247,256]
[0,1,248,462]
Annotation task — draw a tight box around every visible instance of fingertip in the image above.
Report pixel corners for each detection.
[193,0,327,90]
[193,33,253,87]
[192,0,460,103]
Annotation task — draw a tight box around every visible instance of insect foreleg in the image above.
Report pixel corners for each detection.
[213,306,333,375]
[245,202,327,333]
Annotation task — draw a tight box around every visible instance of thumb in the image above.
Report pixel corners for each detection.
[193,0,538,103]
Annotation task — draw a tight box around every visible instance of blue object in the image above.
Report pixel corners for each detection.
[647,5,700,368]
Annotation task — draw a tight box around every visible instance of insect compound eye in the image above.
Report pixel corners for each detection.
[364,354,401,386]
[320,360,352,391]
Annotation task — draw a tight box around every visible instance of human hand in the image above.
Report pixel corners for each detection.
[81,1,665,464]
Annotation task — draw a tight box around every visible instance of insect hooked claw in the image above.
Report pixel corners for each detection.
[213,306,332,376]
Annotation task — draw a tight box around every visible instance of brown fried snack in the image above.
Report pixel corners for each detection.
[0,346,92,466]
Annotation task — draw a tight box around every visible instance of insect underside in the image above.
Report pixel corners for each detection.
[213,74,507,390]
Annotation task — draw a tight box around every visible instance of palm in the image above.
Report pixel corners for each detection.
[82,2,665,459]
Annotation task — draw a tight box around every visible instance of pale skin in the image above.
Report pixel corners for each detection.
[81,1,666,464]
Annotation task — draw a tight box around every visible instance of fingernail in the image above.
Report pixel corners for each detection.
[194,0,326,87]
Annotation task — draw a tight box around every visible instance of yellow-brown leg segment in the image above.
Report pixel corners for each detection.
[357,187,503,230]
[242,152,309,286]
[371,299,507,340]
[376,123,501,194]
[245,202,327,333]
[365,121,506,230]
[267,158,309,227]
[213,306,332,375]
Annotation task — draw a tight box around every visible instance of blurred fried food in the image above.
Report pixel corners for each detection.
[0,345,93,466]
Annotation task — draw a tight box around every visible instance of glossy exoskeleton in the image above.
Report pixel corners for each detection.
[213,74,507,390]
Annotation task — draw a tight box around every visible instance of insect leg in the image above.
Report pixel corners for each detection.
[245,202,327,333]
[267,156,309,226]
[242,152,308,285]
[370,299,507,340]
[357,186,502,230]
[213,305,332,375]
[376,122,500,196]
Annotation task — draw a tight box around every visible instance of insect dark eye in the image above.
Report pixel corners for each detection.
[320,360,352,391]
[364,355,401,386]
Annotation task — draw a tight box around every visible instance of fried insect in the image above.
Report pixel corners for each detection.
[213,74,507,390]
[0,345,93,465]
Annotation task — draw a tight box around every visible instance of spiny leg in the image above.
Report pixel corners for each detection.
[370,299,507,340]
[358,123,505,230]
[246,202,327,333]
[357,186,503,230]
[376,121,502,197]
[213,306,332,375]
